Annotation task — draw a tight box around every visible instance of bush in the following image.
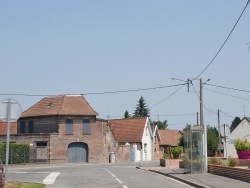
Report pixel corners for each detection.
[208,158,221,165]
[234,139,250,151]
[172,146,183,159]
[228,157,238,167]
[0,143,29,164]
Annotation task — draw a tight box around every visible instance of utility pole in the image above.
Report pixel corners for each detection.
[200,78,207,173]
[218,110,221,145]
[197,112,199,126]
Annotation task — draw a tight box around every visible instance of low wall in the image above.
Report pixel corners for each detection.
[238,159,250,168]
[160,159,182,168]
[208,164,250,183]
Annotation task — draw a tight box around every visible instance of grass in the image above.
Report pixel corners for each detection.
[4,181,45,188]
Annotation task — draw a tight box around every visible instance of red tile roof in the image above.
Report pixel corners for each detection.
[159,130,182,146]
[0,119,17,134]
[21,95,98,118]
[110,117,147,142]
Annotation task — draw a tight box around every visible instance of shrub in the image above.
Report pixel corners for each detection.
[208,158,221,165]
[234,139,250,151]
[228,157,238,167]
[172,146,183,159]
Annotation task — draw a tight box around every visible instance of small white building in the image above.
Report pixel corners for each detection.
[110,117,153,162]
[227,117,250,158]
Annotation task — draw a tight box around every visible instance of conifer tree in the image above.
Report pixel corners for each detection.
[133,96,150,118]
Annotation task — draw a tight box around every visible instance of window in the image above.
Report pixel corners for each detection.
[20,121,25,133]
[83,119,90,134]
[28,121,34,133]
[66,119,73,134]
[144,143,147,153]
[36,141,47,147]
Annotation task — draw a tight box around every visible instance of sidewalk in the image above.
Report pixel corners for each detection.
[137,162,250,188]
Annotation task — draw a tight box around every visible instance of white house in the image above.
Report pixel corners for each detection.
[227,117,250,158]
[109,117,153,162]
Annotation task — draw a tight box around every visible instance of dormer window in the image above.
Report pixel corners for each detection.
[47,102,52,107]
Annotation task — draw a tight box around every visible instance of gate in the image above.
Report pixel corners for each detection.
[183,126,203,173]
[68,142,88,163]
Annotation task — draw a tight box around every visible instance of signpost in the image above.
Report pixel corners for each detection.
[0,98,22,181]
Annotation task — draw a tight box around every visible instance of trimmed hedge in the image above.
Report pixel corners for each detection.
[0,143,29,164]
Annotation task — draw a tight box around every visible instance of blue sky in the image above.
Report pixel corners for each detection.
[0,1,250,130]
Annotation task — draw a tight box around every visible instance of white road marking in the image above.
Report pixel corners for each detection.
[43,172,60,185]
[103,168,128,188]
[115,178,123,184]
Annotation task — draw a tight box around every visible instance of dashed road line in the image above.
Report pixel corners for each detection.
[115,177,123,184]
[103,168,128,188]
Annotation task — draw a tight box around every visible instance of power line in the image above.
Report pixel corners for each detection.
[205,83,250,93]
[152,113,197,117]
[194,0,250,79]
[149,84,185,108]
[190,82,214,114]
[219,110,235,118]
[203,87,250,101]
[0,83,186,97]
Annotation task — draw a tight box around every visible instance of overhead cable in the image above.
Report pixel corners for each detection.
[194,0,250,79]
[0,83,186,97]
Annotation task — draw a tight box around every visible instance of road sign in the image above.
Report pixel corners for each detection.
[0,98,22,181]
[0,98,22,122]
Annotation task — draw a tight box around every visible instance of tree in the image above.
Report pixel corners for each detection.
[207,125,219,152]
[178,124,191,146]
[133,96,150,118]
[230,117,241,133]
[152,120,168,130]
[124,110,131,118]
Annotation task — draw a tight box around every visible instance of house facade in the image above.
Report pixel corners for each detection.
[227,117,250,158]
[158,129,182,156]
[109,117,154,162]
[0,95,115,164]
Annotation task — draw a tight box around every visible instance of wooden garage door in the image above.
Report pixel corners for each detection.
[68,142,88,163]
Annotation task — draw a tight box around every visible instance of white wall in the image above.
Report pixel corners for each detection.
[141,119,153,161]
[227,119,250,158]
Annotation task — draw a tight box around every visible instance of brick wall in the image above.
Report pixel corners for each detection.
[238,159,250,168]
[115,145,130,162]
[0,116,115,164]
[18,117,58,134]
[208,164,250,183]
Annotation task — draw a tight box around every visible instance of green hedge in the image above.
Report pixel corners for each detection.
[0,143,29,164]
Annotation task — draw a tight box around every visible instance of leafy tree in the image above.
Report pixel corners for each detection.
[179,124,192,146]
[133,96,150,118]
[230,117,241,133]
[124,110,131,118]
[207,125,219,152]
[152,120,168,130]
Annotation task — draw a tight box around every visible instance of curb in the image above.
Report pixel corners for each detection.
[136,167,208,188]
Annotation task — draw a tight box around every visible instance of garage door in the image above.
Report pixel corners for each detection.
[68,142,88,163]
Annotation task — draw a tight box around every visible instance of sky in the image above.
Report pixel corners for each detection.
[0,0,250,131]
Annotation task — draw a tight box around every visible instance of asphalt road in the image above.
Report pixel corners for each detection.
[7,163,193,188]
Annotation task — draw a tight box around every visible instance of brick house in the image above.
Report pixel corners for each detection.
[0,95,115,164]
[109,117,157,162]
[158,129,182,155]
[151,124,163,160]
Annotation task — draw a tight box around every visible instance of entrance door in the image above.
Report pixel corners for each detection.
[68,142,88,163]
